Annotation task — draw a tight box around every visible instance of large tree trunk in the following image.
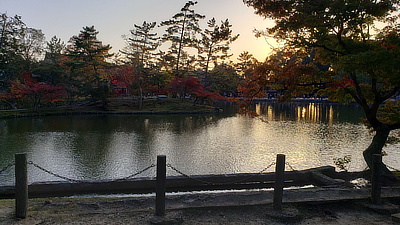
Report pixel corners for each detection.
[363,127,397,185]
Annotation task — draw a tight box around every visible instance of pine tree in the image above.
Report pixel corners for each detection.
[160,1,205,74]
[66,26,113,99]
[236,51,257,77]
[121,21,159,68]
[34,35,66,85]
[198,18,239,74]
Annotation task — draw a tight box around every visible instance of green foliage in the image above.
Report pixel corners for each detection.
[0,13,27,84]
[207,64,242,94]
[66,26,113,98]
[318,87,353,104]
[333,155,352,172]
[33,36,66,85]
[378,100,400,125]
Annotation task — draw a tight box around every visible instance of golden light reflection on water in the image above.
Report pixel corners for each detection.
[256,102,352,125]
[297,103,321,122]
[328,105,334,124]
[255,103,338,124]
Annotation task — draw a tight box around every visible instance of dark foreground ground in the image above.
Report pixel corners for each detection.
[2,187,400,224]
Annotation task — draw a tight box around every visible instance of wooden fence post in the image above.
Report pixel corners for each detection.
[15,153,28,219]
[273,154,285,211]
[371,154,382,205]
[156,155,166,216]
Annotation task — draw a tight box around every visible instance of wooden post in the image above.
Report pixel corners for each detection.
[371,154,382,205]
[155,155,166,216]
[273,154,285,211]
[15,153,28,219]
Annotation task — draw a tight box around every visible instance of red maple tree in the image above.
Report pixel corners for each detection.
[8,72,67,110]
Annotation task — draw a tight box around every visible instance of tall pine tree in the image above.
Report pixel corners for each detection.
[121,21,159,68]
[66,26,113,99]
[160,1,205,74]
[198,18,239,74]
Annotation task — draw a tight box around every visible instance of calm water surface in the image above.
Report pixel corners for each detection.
[1,102,399,185]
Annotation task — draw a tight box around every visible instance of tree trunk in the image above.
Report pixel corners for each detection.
[176,12,187,72]
[363,127,397,185]
[205,45,213,74]
[138,85,143,110]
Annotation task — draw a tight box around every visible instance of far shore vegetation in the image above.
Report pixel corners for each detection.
[0,97,220,119]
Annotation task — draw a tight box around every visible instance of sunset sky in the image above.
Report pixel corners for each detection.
[2,0,276,62]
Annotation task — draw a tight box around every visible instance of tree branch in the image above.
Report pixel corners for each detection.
[343,86,362,105]
[382,86,400,102]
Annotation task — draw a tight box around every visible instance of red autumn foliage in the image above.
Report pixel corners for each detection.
[169,76,225,101]
[109,66,136,96]
[8,72,67,110]
[329,77,355,90]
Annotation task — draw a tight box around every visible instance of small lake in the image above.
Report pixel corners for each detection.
[1,101,399,185]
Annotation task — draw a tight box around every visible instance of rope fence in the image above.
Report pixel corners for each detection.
[6,153,387,219]
[13,160,286,186]
[0,162,15,175]
[28,161,156,183]
[166,162,277,185]
[3,159,304,187]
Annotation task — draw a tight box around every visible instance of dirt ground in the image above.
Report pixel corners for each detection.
[1,193,399,225]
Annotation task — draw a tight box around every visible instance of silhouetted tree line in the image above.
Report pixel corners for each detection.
[0,1,259,110]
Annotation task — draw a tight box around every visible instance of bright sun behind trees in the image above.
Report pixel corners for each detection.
[243,0,400,182]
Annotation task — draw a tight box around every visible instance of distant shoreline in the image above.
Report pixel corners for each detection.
[0,98,222,119]
[0,97,356,119]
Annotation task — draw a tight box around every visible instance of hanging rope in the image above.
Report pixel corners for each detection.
[28,161,155,183]
[0,163,15,175]
[166,162,276,185]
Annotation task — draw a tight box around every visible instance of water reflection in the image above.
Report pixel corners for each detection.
[255,102,364,123]
[1,102,398,185]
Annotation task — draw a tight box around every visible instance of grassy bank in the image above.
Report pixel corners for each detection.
[0,98,220,119]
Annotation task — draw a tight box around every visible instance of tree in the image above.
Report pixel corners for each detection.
[66,26,113,100]
[169,76,223,103]
[121,21,160,109]
[207,63,242,95]
[34,35,66,85]
[236,51,257,77]
[44,35,65,65]
[0,13,26,85]
[170,76,202,98]
[109,65,136,96]
[244,0,400,181]
[9,71,66,111]
[121,21,159,67]
[19,27,45,70]
[197,18,239,74]
[160,1,205,73]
